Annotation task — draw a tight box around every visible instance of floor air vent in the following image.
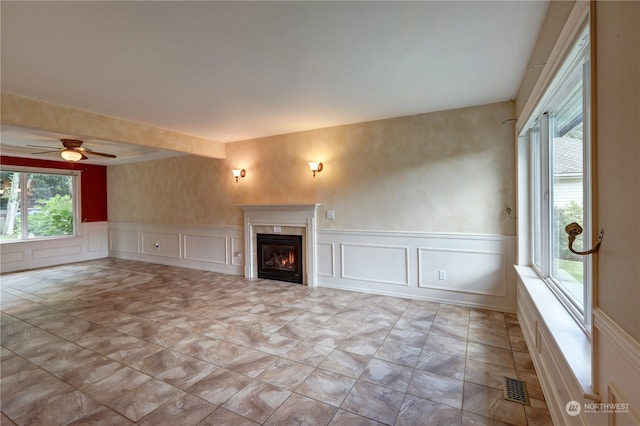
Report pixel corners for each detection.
[503,376,529,405]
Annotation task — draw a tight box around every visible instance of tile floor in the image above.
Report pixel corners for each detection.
[1,259,553,425]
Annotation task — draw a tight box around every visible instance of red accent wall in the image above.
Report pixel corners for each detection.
[0,156,108,222]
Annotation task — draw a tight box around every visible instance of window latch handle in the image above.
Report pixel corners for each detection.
[565,222,604,255]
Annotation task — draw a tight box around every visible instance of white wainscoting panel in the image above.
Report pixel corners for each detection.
[231,237,243,266]
[141,232,181,259]
[0,221,109,273]
[87,229,105,253]
[109,222,243,275]
[184,234,227,264]
[318,229,516,312]
[32,244,82,260]
[341,243,409,286]
[418,248,506,296]
[109,228,139,253]
[317,242,335,278]
[594,308,640,426]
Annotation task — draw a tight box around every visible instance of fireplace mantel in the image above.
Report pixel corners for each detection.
[238,203,320,286]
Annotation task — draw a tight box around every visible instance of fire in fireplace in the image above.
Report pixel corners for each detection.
[257,233,303,284]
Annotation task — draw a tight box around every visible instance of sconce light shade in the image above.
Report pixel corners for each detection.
[60,149,83,162]
[308,162,323,178]
[232,169,246,182]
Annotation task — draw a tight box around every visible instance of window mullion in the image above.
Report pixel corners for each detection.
[20,173,28,240]
[540,113,551,278]
[582,58,593,332]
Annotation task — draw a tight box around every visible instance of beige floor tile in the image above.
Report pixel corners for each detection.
[375,340,421,367]
[186,368,252,405]
[295,368,356,407]
[407,369,464,409]
[319,349,371,378]
[396,394,462,426]
[68,405,134,425]
[222,380,291,424]
[423,333,468,358]
[467,328,511,349]
[466,342,515,369]
[340,380,404,425]
[359,357,413,392]
[256,358,315,390]
[336,335,381,357]
[156,356,218,390]
[463,381,527,425]
[328,409,385,425]
[264,393,337,426]
[513,350,536,373]
[14,390,104,426]
[137,393,217,426]
[416,350,466,380]
[0,259,551,426]
[224,349,279,378]
[131,348,188,377]
[525,398,554,426]
[80,366,151,404]
[464,359,517,390]
[198,407,259,425]
[305,328,349,349]
[283,341,333,366]
[384,327,429,348]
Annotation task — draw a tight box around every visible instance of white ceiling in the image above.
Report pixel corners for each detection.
[1,1,548,164]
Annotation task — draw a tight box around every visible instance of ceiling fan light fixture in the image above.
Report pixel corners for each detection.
[60,149,83,162]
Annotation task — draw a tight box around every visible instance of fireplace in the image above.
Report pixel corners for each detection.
[257,233,303,284]
[238,203,320,286]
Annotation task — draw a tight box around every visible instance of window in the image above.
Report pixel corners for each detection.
[0,168,78,242]
[523,26,591,331]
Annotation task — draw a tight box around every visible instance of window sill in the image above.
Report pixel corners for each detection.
[514,265,598,400]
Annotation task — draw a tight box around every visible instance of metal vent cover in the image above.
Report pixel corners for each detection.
[503,376,530,405]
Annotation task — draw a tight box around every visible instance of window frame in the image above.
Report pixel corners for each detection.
[523,23,592,333]
[0,165,80,243]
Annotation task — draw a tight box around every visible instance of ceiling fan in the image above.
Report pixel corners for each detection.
[28,139,117,162]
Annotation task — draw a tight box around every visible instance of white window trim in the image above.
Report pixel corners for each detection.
[517,1,593,331]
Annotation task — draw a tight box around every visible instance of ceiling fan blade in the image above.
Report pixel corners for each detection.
[27,144,63,150]
[30,150,60,155]
[85,149,117,158]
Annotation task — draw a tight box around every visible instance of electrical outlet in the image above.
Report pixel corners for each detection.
[439,270,447,280]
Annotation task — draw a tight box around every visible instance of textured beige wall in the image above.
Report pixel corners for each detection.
[1,93,226,159]
[593,1,640,342]
[108,101,516,235]
[515,1,573,119]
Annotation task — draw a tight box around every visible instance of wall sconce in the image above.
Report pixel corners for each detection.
[60,149,83,162]
[232,169,246,183]
[308,162,323,178]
